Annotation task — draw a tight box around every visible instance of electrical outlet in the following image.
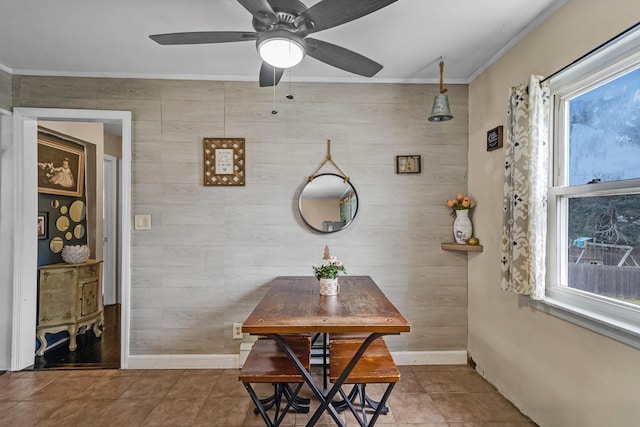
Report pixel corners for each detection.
[232,323,243,340]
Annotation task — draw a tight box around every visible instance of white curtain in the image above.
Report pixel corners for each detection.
[501,75,550,300]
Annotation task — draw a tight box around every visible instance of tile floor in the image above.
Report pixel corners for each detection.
[0,364,537,426]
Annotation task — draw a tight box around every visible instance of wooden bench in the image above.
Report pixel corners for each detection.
[239,336,311,427]
[329,337,400,426]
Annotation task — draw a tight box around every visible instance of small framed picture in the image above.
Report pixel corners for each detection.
[487,126,503,151]
[38,212,48,240]
[396,155,421,174]
[203,138,246,186]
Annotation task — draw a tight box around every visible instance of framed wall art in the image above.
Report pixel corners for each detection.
[38,212,48,240]
[487,125,503,151]
[203,138,246,186]
[395,155,421,174]
[37,136,85,197]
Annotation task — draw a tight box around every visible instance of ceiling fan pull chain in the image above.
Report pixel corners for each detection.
[286,69,294,100]
[271,67,278,114]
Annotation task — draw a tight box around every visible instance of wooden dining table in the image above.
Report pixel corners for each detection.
[242,275,411,426]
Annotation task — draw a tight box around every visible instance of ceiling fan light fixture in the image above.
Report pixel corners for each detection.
[258,30,305,69]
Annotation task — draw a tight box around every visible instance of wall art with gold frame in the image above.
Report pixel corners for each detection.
[37,136,85,197]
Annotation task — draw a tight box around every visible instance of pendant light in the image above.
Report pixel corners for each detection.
[428,57,454,122]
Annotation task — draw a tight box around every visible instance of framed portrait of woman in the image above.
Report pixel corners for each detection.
[37,212,48,240]
[37,136,85,197]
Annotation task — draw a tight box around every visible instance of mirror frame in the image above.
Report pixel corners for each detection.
[49,237,64,253]
[55,215,70,232]
[298,173,359,233]
[69,200,86,222]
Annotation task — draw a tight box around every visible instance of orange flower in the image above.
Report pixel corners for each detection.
[446,192,476,216]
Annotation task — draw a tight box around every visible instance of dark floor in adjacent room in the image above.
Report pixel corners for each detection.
[0,363,537,426]
[32,304,120,370]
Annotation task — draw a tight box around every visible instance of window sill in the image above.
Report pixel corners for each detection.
[528,295,640,350]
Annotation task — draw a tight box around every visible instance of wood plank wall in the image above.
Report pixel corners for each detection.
[12,76,469,355]
[0,69,11,111]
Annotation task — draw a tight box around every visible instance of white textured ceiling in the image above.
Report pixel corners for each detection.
[0,0,565,84]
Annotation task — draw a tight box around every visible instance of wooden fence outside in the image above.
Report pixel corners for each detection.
[568,263,640,298]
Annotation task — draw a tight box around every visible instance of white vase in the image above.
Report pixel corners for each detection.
[319,278,339,296]
[453,209,473,244]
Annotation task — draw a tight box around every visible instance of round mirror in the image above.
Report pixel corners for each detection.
[51,200,60,209]
[74,224,85,239]
[50,237,64,253]
[56,216,70,232]
[69,200,86,222]
[298,173,358,233]
[60,206,68,214]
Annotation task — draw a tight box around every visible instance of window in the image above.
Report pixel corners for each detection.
[545,24,640,347]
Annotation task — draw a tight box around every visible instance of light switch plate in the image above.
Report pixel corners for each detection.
[134,214,152,231]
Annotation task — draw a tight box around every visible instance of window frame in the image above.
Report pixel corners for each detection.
[536,24,640,349]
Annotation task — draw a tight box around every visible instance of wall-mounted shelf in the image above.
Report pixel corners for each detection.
[441,242,483,252]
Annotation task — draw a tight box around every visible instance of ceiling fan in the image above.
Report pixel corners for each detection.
[149,0,397,87]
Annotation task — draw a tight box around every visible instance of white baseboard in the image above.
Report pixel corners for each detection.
[239,342,253,367]
[125,350,467,370]
[126,354,239,369]
[392,350,468,365]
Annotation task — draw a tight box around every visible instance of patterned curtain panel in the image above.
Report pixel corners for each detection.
[501,75,550,300]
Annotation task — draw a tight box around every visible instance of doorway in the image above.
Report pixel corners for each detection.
[33,126,121,369]
[10,108,131,371]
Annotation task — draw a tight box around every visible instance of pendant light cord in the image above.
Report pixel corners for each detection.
[439,57,448,94]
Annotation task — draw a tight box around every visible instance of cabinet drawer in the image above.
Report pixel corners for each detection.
[38,270,77,325]
[78,264,100,280]
[80,279,100,317]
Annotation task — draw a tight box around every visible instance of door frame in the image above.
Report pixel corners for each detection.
[11,108,131,370]
[103,153,118,306]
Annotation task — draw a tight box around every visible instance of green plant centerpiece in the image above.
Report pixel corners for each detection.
[312,246,346,296]
[312,245,347,279]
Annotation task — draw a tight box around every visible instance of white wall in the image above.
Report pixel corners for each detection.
[468,1,640,426]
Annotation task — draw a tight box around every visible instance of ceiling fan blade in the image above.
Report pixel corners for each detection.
[150,31,257,45]
[305,38,383,77]
[300,0,397,33]
[259,62,285,87]
[237,0,277,25]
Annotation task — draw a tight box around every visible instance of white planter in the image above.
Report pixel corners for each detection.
[319,278,339,296]
[453,209,473,244]
[61,244,91,264]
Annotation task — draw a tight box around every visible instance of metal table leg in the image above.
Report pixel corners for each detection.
[271,332,394,427]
